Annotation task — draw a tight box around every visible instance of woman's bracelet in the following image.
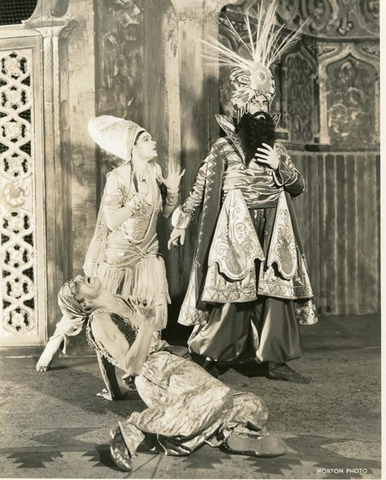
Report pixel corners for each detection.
[165,188,179,206]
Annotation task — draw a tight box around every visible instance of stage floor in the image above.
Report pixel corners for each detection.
[0,314,381,479]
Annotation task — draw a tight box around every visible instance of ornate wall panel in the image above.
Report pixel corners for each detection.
[327,56,375,145]
[318,43,379,145]
[0,34,46,345]
[276,0,379,38]
[283,42,317,144]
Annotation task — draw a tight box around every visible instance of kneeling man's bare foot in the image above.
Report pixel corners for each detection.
[36,353,54,372]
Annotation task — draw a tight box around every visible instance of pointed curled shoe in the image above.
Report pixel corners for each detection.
[225,433,287,458]
[110,427,132,472]
[267,362,311,384]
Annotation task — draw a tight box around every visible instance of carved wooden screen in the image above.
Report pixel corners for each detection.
[0,31,46,346]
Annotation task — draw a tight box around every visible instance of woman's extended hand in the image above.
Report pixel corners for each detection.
[161,164,185,192]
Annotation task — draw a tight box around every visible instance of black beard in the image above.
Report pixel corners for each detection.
[235,112,276,165]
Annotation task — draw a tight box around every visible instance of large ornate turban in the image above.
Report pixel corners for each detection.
[203,2,305,117]
[58,282,88,323]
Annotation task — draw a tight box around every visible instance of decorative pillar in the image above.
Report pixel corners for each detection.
[0,28,45,346]
[0,0,78,347]
[22,3,78,341]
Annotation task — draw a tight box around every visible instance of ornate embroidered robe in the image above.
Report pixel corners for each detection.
[172,115,317,327]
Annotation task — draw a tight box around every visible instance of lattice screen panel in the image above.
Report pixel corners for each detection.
[0,43,45,345]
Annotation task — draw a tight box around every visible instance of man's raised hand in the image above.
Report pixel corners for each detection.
[255,143,279,170]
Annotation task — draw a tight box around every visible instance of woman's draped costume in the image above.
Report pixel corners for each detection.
[86,303,270,456]
[51,162,169,349]
[172,115,318,363]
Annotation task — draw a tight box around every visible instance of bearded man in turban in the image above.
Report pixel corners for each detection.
[169,3,318,383]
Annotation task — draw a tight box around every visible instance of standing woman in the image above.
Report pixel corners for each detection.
[84,115,183,330]
[36,116,183,379]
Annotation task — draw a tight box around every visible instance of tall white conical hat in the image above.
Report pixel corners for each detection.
[88,115,145,162]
